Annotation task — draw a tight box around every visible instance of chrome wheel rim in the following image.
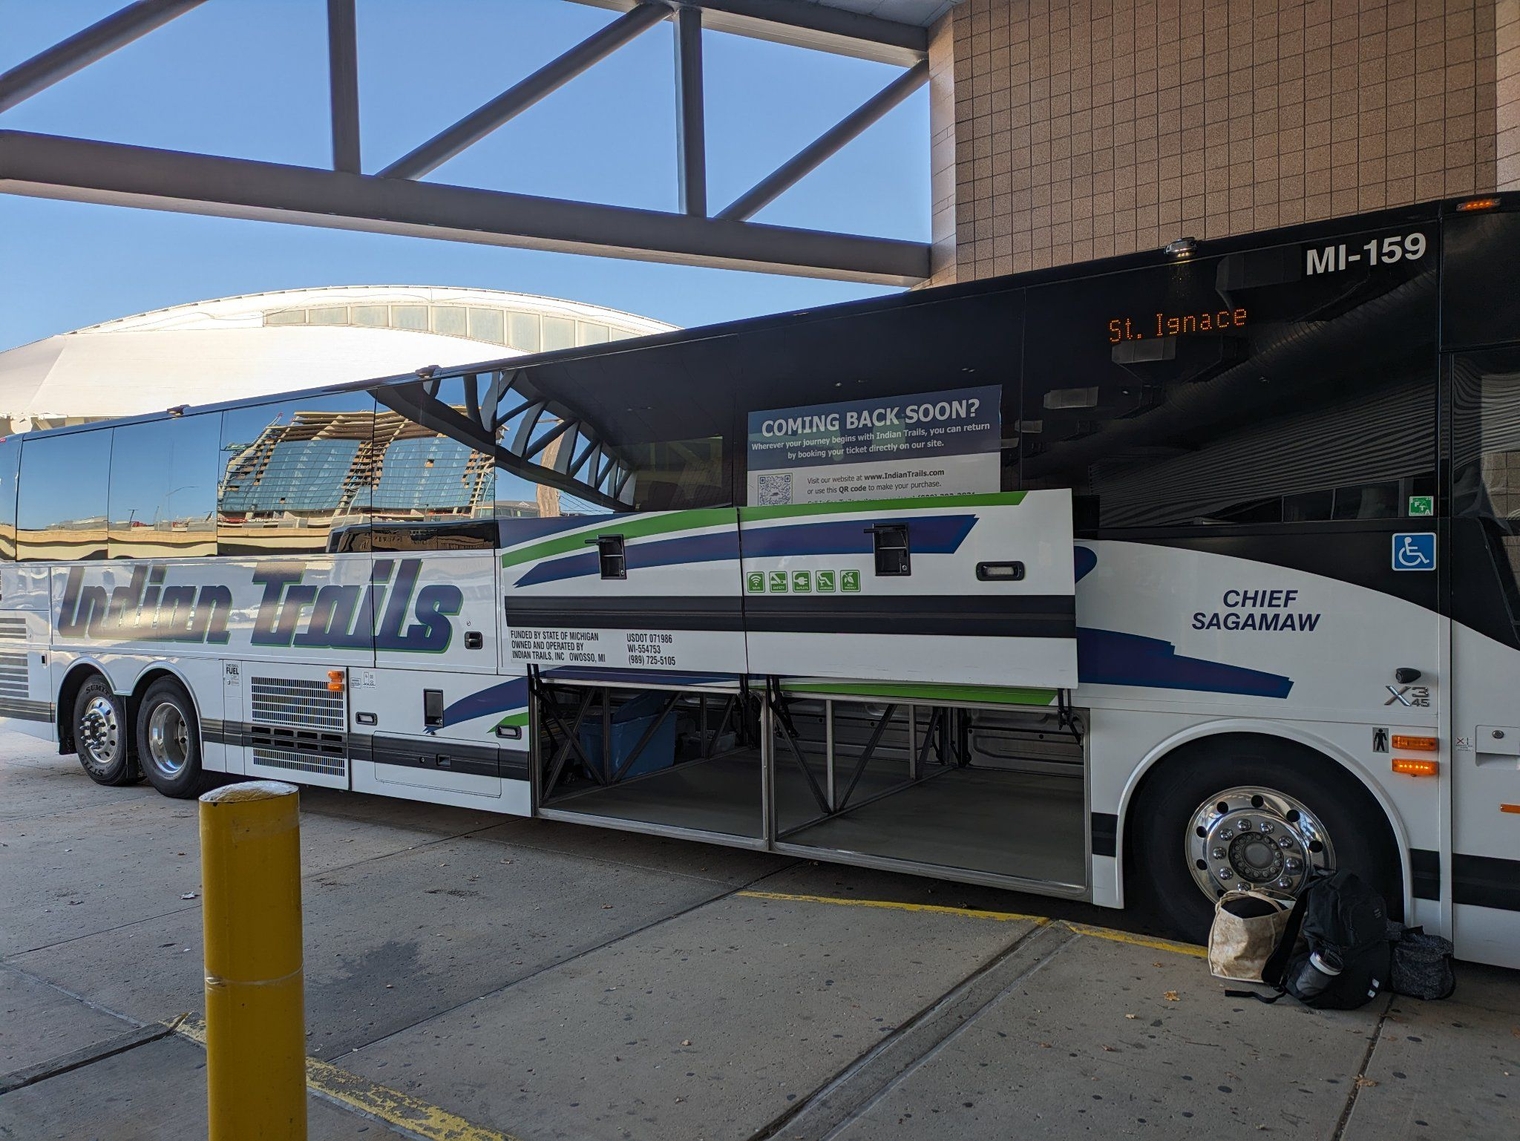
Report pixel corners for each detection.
[1185,785,1334,900]
[79,695,121,765]
[147,702,190,776]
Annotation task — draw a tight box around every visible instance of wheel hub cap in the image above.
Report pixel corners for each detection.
[80,696,119,765]
[1186,786,1334,899]
[147,702,189,776]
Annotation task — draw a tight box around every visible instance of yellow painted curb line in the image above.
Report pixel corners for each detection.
[173,1015,519,1141]
[1062,921,1207,959]
[738,889,1052,925]
[736,890,1207,959]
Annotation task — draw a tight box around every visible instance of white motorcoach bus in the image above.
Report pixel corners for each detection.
[3,199,1518,967]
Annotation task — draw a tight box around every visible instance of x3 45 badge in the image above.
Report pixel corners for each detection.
[1385,684,1431,708]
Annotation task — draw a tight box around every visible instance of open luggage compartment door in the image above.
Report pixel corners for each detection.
[505,510,764,844]
[499,508,748,681]
[739,491,1077,688]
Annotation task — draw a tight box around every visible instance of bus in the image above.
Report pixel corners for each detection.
[2,197,1517,968]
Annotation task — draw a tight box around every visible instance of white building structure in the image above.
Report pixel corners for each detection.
[0,285,675,434]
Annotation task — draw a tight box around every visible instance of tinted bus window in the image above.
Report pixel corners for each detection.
[218,393,376,556]
[17,429,112,561]
[507,295,1027,512]
[0,435,18,561]
[331,520,499,553]
[618,435,725,511]
[1442,208,1520,351]
[375,375,619,527]
[1450,346,1520,648]
[1021,221,1439,529]
[722,294,1024,505]
[373,376,498,532]
[108,414,221,559]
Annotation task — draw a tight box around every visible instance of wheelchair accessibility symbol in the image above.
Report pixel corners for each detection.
[1392,532,1436,571]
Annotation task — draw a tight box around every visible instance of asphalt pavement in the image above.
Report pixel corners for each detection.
[2,726,1516,1141]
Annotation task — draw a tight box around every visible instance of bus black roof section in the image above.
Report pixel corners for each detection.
[15,196,1463,446]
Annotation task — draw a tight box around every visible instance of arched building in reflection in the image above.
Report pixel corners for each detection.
[0,285,675,435]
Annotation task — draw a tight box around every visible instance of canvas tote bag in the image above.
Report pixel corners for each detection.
[1208,889,1293,982]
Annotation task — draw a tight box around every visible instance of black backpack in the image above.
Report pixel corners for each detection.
[1237,869,1391,1009]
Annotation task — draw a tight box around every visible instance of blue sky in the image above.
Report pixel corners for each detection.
[0,0,927,350]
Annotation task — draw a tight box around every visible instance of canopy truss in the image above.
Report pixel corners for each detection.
[0,0,932,285]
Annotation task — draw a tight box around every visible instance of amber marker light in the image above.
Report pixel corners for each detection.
[1390,734,1438,752]
[1391,757,1440,777]
[327,670,345,693]
[1501,804,1520,815]
[1456,196,1501,211]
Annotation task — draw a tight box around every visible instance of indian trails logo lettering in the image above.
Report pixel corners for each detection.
[55,559,463,652]
[57,564,233,645]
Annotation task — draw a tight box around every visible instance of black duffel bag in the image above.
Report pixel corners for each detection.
[1387,922,1456,1000]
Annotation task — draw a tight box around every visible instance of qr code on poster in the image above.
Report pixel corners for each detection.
[757,473,793,505]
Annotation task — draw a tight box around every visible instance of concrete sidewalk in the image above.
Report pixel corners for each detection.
[2,729,1516,1140]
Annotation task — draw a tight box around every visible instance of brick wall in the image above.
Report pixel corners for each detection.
[1501,0,1520,187]
[932,0,1503,282]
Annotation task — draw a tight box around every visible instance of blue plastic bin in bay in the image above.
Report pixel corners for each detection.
[578,693,677,780]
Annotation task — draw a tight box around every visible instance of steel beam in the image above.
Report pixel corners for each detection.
[569,0,928,66]
[673,6,706,217]
[717,57,929,222]
[0,131,928,284]
[326,0,361,174]
[0,0,208,114]
[379,3,671,180]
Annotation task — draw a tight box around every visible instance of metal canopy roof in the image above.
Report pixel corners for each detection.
[0,1,943,283]
[570,1,961,64]
[801,1,960,27]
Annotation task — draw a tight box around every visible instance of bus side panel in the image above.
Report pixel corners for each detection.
[217,553,374,788]
[499,510,749,679]
[0,562,54,740]
[349,666,529,814]
[171,652,230,775]
[740,493,1077,688]
[45,554,377,671]
[371,550,500,677]
[236,658,352,790]
[348,550,524,810]
[1450,625,1520,969]
[217,658,245,775]
[1077,540,1442,933]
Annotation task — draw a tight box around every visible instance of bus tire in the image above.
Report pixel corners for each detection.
[136,677,209,799]
[1127,734,1401,945]
[72,675,139,786]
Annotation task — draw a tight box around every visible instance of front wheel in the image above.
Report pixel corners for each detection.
[73,675,139,786]
[1128,735,1402,944]
[137,678,209,799]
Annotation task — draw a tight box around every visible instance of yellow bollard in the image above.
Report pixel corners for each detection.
[199,780,307,1141]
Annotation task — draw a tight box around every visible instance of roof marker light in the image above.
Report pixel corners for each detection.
[1457,197,1501,212]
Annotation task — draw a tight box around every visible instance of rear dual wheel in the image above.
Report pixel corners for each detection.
[73,676,139,786]
[136,678,210,799]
